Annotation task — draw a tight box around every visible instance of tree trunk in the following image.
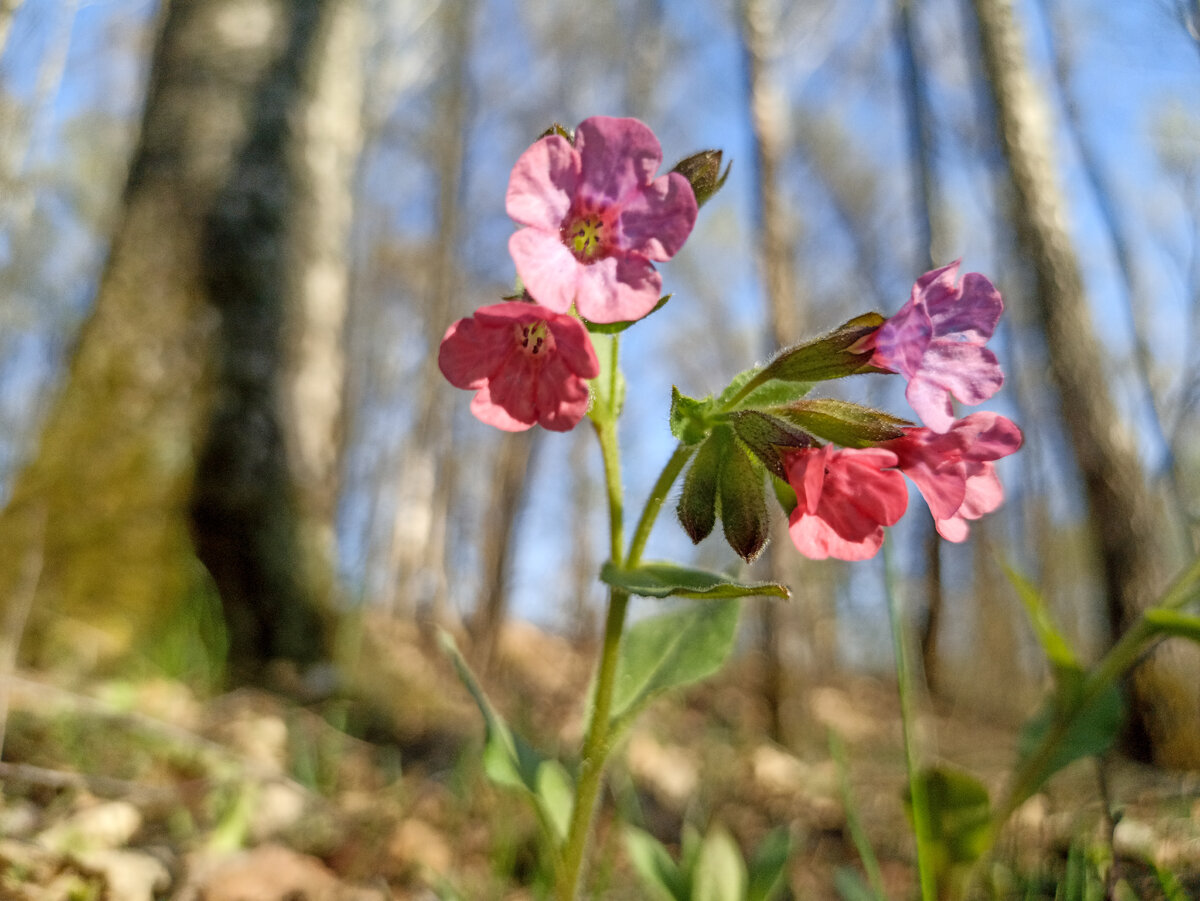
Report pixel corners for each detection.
[0,0,363,683]
[970,0,1200,766]
[741,0,816,749]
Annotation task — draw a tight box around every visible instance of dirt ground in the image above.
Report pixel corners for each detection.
[1,615,1198,900]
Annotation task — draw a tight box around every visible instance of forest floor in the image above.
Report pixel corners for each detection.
[1,614,1199,900]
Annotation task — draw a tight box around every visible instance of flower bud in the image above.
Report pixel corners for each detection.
[671,149,731,207]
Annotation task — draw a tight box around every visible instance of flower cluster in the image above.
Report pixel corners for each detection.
[781,264,1020,560]
[438,116,698,432]
[437,112,1022,564]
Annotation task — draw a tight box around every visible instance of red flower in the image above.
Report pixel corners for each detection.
[784,445,908,561]
[884,412,1023,541]
[438,301,599,432]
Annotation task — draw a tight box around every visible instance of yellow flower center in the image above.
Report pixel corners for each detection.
[514,320,553,358]
[567,216,604,259]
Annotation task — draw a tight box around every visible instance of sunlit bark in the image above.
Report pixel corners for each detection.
[0,0,363,682]
[971,0,1200,766]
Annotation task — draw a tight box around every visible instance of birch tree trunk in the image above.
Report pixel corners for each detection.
[0,0,363,683]
[970,0,1200,766]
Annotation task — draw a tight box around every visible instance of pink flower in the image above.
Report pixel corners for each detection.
[438,301,600,432]
[784,445,909,561]
[506,116,698,324]
[870,261,1005,432]
[884,412,1023,541]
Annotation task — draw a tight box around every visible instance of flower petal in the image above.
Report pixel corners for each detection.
[788,510,884,561]
[575,116,663,205]
[469,383,534,431]
[438,317,511,389]
[506,135,580,230]
[484,353,539,426]
[573,253,662,323]
[905,375,956,434]
[545,312,600,378]
[927,271,1003,342]
[872,298,932,378]
[920,341,1005,406]
[618,172,698,261]
[534,355,591,431]
[509,228,580,313]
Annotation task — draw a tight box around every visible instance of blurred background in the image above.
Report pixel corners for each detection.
[1,0,1200,775]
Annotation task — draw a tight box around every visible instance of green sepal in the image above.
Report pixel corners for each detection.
[715,365,764,407]
[677,429,724,543]
[726,410,813,479]
[770,473,797,517]
[672,149,732,208]
[725,378,814,412]
[752,312,886,386]
[584,295,671,334]
[599,560,788,600]
[718,436,770,562]
[670,386,715,445]
[775,398,910,448]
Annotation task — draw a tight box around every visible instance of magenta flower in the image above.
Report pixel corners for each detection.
[784,445,909,561]
[438,301,600,432]
[870,261,1005,432]
[884,412,1023,541]
[506,116,698,324]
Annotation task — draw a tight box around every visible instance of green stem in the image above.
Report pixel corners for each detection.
[557,355,694,900]
[883,541,938,901]
[557,585,629,900]
[626,442,694,567]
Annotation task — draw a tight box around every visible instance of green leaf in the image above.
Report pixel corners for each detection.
[1003,563,1080,676]
[609,597,742,727]
[599,561,788,601]
[727,410,813,479]
[677,430,724,544]
[536,759,574,844]
[909,767,993,872]
[584,294,672,334]
[1015,682,1124,805]
[440,630,571,847]
[746,827,792,901]
[1144,608,1200,644]
[693,825,747,901]
[439,630,540,791]
[671,386,715,445]
[776,399,909,447]
[753,313,887,385]
[833,868,882,901]
[624,826,688,901]
[718,435,769,561]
